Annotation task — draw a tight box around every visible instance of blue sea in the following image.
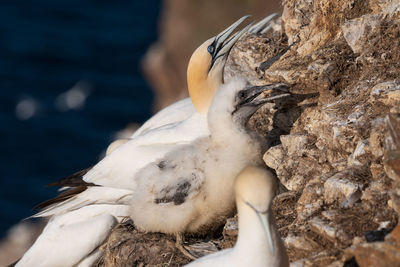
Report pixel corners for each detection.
[0,0,161,237]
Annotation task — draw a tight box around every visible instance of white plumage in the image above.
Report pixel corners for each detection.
[129,79,268,234]
[18,205,125,267]
[131,98,196,139]
[17,14,281,267]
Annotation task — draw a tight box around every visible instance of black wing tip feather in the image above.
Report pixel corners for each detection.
[47,166,94,188]
[34,166,97,211]
[34,185,89,211]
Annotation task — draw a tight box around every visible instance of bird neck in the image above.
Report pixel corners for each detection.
[187,73,220,114]
[234,202,276,258]
[187,44,223,115]
[208,110,253,148]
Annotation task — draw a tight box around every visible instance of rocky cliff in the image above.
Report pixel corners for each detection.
[99,0,400,266]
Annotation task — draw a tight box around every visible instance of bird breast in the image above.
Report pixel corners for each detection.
[128,133,262,234]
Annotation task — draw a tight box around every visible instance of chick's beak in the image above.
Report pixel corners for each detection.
[237,83,291,108]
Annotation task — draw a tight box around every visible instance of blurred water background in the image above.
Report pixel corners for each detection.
[0,0,161,237]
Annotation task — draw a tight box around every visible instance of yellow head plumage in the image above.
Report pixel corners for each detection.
[186,16,252,114]
[187,39,222,113]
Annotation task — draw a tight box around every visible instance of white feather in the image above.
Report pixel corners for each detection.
[131,98,195,138]
[17,204,128,267]
[33,187,133,217]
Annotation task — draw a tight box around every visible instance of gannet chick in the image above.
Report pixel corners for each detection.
[128,80,290,235]
[185,166,289,267]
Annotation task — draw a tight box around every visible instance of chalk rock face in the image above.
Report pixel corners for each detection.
[343,114,400,267]
[226,0,400,265]
[342,14,383,54]
[98,0,400,266]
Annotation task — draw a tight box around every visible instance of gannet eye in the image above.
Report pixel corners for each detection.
[207,45,215,55]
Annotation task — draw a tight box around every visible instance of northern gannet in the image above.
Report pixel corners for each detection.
[184,166,289,267]
[16,15,282,267]
[130,13,278,140]
[108,13,278,157]
[130,15,252,141]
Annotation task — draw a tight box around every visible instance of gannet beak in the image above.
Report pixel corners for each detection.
[245,201,275,253]
[208,15,252,71]
[236,83,291,108]
[256,210,275,253]
[248,13,278,34]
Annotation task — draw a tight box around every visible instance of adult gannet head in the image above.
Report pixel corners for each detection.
[235,166,278,252]
[187,16,252,113]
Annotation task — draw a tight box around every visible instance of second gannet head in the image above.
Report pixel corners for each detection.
[208,79,290,139]
[187,16,252,114]
[235,166,277,252]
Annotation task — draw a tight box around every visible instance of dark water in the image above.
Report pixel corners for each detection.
[0,0,161,237]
